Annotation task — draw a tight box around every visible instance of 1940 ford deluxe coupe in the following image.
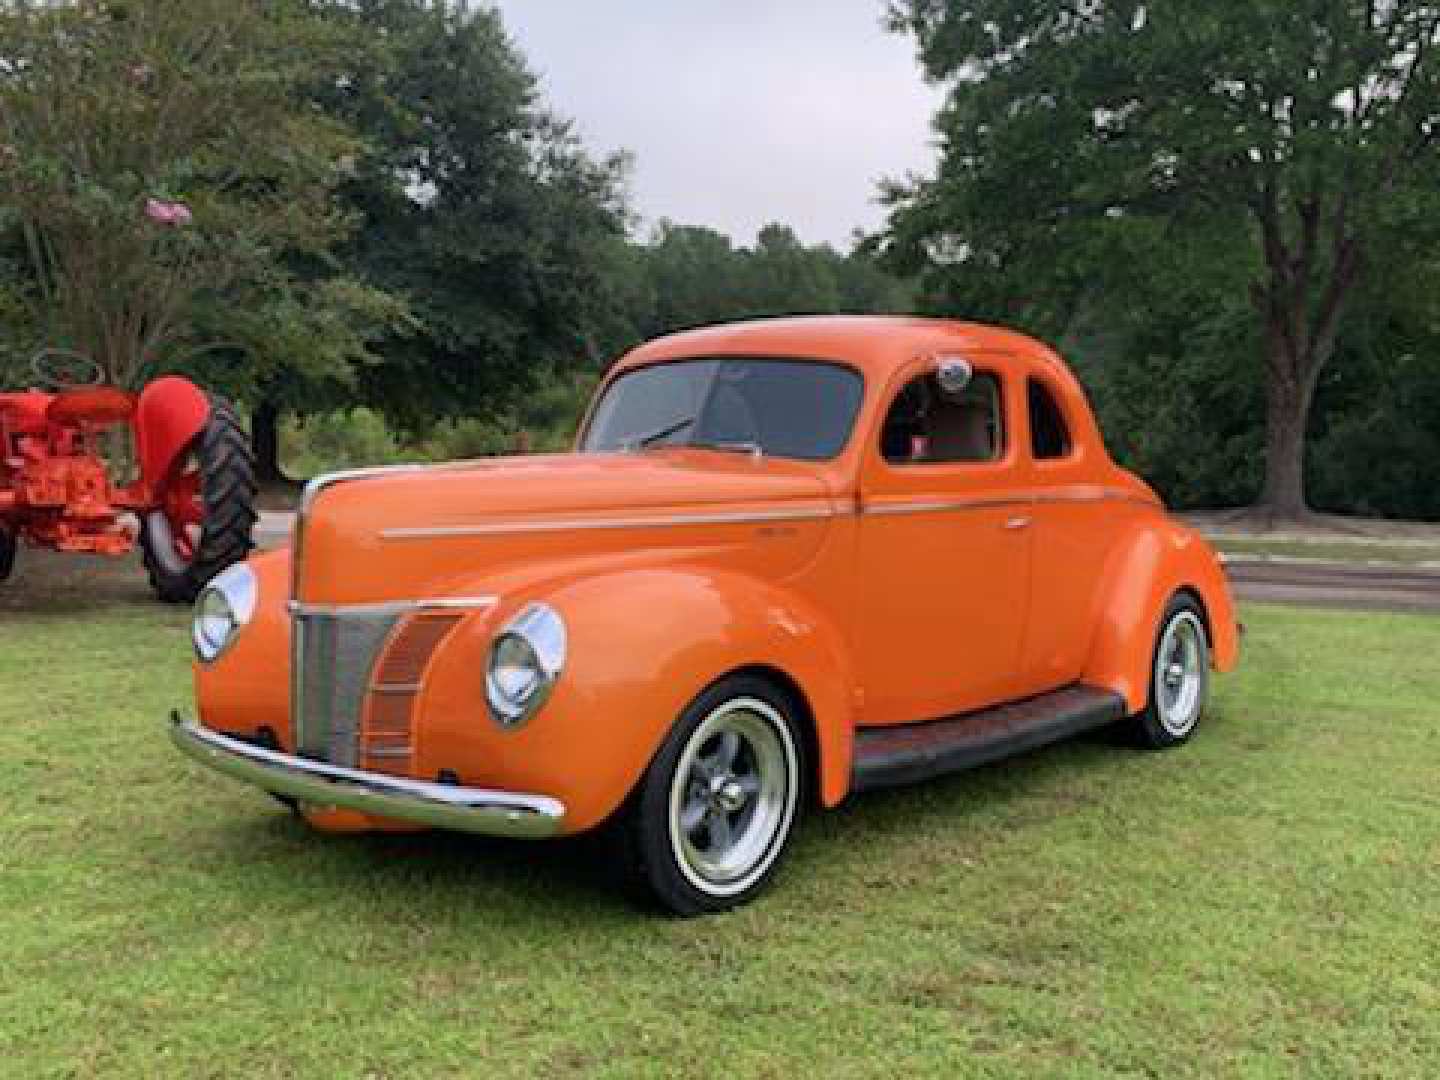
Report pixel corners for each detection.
[172,316,1238,915]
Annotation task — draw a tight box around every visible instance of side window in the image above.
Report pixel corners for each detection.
[880,371,1004,465]
[1027,377,1072,460]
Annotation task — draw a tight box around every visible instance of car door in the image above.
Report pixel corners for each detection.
[1020,364,1125,690]
[855,354,1034,725]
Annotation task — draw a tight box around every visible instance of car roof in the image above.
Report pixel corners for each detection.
[613,315,1067,384]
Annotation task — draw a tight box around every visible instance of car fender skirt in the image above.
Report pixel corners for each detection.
[169,713,566,839]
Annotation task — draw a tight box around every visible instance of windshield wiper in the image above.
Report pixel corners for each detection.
[623,415,695,451]
[691,439,763,459]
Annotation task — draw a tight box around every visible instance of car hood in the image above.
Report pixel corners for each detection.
[293,450,842,604]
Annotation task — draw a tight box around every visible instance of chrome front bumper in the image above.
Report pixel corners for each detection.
[170,713,566,839]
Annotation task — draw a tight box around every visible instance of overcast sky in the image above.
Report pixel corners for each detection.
[488,2,942,250]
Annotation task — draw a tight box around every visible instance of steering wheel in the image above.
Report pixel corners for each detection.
[30,348,106,390]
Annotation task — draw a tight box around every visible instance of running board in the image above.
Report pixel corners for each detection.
[851,684,1127,794]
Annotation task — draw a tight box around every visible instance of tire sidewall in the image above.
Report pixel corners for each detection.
[139,396,255,604]
[1140,594,1211,748]
[632,675,805,916]
[0,528,15,582]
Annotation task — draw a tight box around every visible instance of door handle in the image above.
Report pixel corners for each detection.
[1003,515,1032,531]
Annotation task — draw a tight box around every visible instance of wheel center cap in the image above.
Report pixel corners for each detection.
[712,777,746,814]
[1165,661,1185,688]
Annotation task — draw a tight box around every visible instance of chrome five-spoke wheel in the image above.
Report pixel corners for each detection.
[1155,608,1206,737]
[1125,594,1211,748]
[669,697,797,899]
[623,676,804,915]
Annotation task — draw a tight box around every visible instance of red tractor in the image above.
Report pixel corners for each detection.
[0,350,257,602]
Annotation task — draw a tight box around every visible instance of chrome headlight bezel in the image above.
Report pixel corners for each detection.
[485,602,566,728]
[191,563,258,664]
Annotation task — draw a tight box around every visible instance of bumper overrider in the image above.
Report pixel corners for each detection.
[170,713,566,839]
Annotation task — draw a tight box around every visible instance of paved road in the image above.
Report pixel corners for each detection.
[254,514,1440,613]
[1222,557,1440,613]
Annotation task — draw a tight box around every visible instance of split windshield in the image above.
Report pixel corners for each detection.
[581,357,864,462]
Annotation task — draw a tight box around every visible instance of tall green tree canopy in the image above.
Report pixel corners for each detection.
[314,0,632,437]
[880,0,1440,518]
[0,0,369,388]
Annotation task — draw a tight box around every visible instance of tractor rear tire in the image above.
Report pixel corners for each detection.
[0,528,15,583]
[140,397,257,604]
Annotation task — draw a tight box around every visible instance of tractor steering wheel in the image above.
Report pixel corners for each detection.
[30,348,106,390]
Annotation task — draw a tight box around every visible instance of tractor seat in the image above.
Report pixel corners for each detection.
[46,386,135,429]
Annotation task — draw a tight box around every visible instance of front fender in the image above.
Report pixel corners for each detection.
[421,567,857,833]
[134,376,210,490]
[1081,519,1239,714]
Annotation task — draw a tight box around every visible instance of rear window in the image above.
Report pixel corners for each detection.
[1028,378,1072,459]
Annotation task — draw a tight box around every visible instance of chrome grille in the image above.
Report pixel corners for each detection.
[291,607,402,766]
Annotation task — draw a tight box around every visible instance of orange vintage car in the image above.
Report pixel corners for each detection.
[172,316,1239,915]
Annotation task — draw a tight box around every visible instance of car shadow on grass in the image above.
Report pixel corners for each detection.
[219,808,647,920]
[204,726,1158,925]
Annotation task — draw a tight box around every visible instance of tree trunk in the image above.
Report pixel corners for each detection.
[1249,186,1359,524]
[250,398,286,486]
[1259,360,1316,520]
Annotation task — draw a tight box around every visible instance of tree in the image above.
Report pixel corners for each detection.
[311,0,631,438]
[0,0,367,389]
[625,220,913,343]
[880,0,1440,519]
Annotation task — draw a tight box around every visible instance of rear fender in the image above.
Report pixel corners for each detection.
[428,567,858,833]
[1081,520,1240,713]
[133,377,211,491]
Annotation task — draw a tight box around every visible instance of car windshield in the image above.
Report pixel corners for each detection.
[581,357,864,462]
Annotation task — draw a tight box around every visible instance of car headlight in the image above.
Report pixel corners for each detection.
[485,602,566,728]
[191,563,257,663]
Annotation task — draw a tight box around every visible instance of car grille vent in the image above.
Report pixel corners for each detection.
[361,612,464,774]
[292,607,401,768]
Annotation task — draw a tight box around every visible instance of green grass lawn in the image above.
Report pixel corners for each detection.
[2,600,1438,1078]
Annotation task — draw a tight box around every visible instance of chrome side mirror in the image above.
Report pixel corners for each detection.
[934,356,973,397]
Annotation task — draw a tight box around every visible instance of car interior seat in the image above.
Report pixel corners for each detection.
[923,397,994,461]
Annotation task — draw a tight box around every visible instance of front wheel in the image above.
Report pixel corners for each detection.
[139,397,256,604]
[619,675,805,916]
[1121,593,1211,749]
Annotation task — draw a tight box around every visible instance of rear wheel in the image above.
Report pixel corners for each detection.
[618,675,805,916]
[140,397,256,604]
[1121,593,1210,749]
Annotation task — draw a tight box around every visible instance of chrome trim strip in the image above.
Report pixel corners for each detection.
[379,506,837,540]
[287,596,499,617]
[365,746,414,759]
[374,488,1158,539]
[862,489,1157,516]
[1032,490,1159,509]
[171,714,565,839]
[862,496,1033,517]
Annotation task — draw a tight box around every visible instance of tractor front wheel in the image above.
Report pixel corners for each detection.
[140,397,257,604]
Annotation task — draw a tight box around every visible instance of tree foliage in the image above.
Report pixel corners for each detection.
[880,0,1440,517]
[624,220,912,343]
[0,0,373,387]
[311,0,632,434]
